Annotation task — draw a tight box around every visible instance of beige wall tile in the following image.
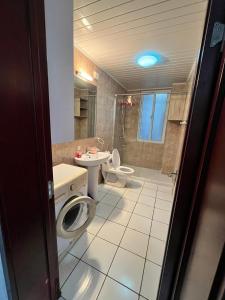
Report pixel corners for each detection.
[74,48,126,150]
[52,138,99,166]
[115,96,165,170]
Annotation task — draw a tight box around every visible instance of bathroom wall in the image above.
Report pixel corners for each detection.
[74,48,126,150]
[161,83,188,174]
[161,122,182,174]
[161,64,197,174]
[113,97,125,162]
[174,62,197,171]
[52,138,106,182]
[117,95,165,169]
[114,79,193,172]
[51,48,125,166]
[52,138,99,166]
[44,0,74,144]
[74,88,89,139]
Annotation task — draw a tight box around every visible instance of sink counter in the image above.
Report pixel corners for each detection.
[75,152,110,199]
[75,151,110,167]
[53,163,87,192]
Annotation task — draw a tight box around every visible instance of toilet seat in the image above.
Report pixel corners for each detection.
[110,149,134,175]
[117,166,134,174]
[112,149,120,169]
[101,148,134,187]
[109,166,134,175]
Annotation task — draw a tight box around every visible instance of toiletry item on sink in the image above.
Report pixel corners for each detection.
[74,146,82,158]
[87,147,99,154]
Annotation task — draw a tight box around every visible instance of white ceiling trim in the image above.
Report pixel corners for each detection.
[75,45,127,90]
[73,0,208,89]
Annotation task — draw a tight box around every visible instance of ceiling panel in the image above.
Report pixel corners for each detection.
[73,0,208,89]
[74,0,205,33]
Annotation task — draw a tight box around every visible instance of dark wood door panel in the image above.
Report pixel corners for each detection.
[0,1,58,299]
[158,0,225,299]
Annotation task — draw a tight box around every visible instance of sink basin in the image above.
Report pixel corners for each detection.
[75,151,110,167]
[75,152,110,200]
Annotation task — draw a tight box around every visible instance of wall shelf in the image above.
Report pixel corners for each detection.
[74,97,88,117]
[168,83,187,121]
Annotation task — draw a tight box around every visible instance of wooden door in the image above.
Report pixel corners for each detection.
[158,0,225,299]
[179,49,225,299]
[0,1,59,299]
[168,83,187,121]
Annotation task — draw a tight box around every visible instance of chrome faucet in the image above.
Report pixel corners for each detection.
[97,137,105,151]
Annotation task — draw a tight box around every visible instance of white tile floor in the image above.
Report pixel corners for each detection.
[59,169,174,300]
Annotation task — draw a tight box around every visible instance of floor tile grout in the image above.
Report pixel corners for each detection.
[97,181,147,299]
[98,189,173,207]
[96,182,147,299]
[60,213,108,291]
[138,185,157,298]
[101,181,170,298]
[95,189,138,300]
[95,200,169,240]
[96,205,170,227]
[61,176,174,300]
[69,230,164,268]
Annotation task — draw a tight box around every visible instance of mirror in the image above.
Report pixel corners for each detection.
[74,76,96,139]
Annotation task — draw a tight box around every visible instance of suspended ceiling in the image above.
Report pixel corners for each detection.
[73,0,208,90]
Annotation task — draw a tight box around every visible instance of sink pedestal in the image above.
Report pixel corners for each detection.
[75,152,110,201]
[87,166,99,200]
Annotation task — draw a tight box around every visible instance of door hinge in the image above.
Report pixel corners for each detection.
[48,181,54,200]
[210,22,225,50]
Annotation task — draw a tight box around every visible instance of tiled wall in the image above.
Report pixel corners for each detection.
[74,87,89,139]
[116,95,164,169]
[174,63,197,171]
[114,80,193,173]
[96,69,126,150]
[74,48,126,150]
[52,138,98,166]
[161,122,181,173]
[161,83,187,174]
[54,47,196,174]
[52,138,106,183]
[52,49,126,165]
[161,72,196,174]
[113,95,125,161]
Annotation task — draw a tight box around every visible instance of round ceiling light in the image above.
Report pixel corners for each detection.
[137,55,158,67]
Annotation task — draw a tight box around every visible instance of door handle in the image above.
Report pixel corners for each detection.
[168,171,178,177]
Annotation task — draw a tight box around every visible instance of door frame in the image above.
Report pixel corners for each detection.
[158,0,225,299]
[28,1,60,298]
[0,0,59,299]
[1,0,225,299]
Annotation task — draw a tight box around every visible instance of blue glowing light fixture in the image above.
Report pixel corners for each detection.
[136,52,162,68]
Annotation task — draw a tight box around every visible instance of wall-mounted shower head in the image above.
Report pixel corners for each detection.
[116,94,136,107]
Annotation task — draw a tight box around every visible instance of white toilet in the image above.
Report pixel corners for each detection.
[101,149,134,187]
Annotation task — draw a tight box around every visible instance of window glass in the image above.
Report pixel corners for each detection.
[152,93,168,141]
[138,93,168,142]
[138,94,154,141]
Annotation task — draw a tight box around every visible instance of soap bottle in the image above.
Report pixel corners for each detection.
[74,146,82,158]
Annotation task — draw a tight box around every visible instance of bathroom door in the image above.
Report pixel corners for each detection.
[158,0,225,299]
[0,1,59,299]
[179,48,225,299]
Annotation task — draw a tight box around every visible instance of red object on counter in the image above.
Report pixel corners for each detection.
[74,151,82,158]
[74,146,82,158]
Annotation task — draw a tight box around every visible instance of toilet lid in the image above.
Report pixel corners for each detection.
[112,149,121,169]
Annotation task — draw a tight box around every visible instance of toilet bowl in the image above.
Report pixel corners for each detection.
[101,149,134,187]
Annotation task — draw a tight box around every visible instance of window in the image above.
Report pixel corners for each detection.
[138,93,169,142]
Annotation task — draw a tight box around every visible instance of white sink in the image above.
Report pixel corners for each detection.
[75,152,110,200]
[75,151,110,167]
